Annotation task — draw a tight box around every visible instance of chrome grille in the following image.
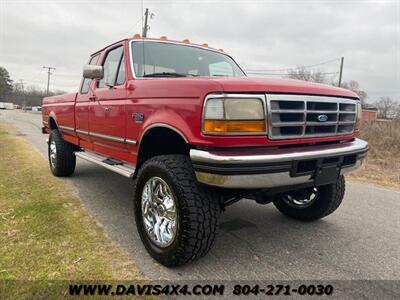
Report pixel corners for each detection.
[266,94,358,140]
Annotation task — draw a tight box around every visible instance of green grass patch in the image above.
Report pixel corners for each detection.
[0,124,143,297]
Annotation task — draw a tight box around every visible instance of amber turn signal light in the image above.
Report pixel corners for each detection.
[203,120,265,134]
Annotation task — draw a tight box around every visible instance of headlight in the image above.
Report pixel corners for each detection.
[202,95,266,135]
[355,102,362,130]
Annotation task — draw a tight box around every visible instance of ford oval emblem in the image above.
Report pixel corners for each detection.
[317,114,329,122]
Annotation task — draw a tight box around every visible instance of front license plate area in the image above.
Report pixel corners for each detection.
[314,165,340,186]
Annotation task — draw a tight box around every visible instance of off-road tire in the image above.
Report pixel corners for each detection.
[133,155,220,267]
[48,129,76,177]
[273,175,346,222]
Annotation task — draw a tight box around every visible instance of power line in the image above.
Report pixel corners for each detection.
[244,57,341,72]
[130,17,143,33]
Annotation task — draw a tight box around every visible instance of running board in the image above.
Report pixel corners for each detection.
[75,151,136,178]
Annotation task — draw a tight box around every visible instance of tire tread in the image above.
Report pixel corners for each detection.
[133,155,220,266]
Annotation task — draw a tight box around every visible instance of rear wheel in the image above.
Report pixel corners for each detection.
[48,129,76,177]
[133,155,220,267]
[273,176,345,221]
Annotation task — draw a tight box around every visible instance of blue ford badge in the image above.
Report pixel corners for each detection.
[317,114,329,122]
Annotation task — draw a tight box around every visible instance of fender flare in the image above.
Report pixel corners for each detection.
[139,123,189,146]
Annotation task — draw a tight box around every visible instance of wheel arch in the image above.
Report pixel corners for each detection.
[48,113,59,130]
[135,124,191,175]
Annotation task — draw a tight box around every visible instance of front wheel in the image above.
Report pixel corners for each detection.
[273,175,346,222]
[133,155,220,267]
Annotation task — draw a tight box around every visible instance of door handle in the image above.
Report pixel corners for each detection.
[104,107,111,112]
[89,95,97,101]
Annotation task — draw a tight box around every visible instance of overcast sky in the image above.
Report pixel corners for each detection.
[1,0,399,101]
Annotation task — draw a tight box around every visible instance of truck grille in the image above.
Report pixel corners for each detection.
[266,94,358,140]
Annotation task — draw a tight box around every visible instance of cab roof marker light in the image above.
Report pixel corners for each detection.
[133,33,141,39]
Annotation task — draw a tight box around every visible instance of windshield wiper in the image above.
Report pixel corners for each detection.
[143,72,189,78]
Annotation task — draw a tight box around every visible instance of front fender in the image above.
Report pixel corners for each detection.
[139,109,194,145]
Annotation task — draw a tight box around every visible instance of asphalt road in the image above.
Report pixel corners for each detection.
[1,110,400,283]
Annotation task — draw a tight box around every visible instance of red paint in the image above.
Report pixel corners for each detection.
[42,38,360,165]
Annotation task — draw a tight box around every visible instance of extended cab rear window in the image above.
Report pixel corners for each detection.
[131,41,245,78]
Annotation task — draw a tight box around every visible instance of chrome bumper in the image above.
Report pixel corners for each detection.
[190,138,368,189]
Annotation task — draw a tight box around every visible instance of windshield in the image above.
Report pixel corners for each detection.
[131,41,246,78]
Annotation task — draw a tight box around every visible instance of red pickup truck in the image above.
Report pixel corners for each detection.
[42,36,368,267]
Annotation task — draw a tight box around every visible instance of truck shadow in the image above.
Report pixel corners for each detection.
[71,163,350,280]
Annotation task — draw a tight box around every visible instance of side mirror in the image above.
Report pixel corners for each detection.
[83,65,103,80]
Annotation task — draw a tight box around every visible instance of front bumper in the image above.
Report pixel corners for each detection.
[190,138,368,189]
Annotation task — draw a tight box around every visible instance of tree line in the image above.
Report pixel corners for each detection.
[287,68,399,120]
[0,66,66,107]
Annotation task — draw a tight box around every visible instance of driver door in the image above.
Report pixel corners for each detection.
[89,44,128,161]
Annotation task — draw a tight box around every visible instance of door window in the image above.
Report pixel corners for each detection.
[99,46,125,88]
[115,54,126,85]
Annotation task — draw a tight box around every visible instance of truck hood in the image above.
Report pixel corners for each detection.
[207,76,359,99]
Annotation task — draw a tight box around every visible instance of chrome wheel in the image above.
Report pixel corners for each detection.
[49,139,57,168]
[282,187,318,208]
[141,177,178,248]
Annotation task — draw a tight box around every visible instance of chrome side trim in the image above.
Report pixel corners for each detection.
[76,129,137,145]
[76,129,89,135]
[75,151,136,178]
[125,138,137,145]
[190,138,368,165]
[195,171,312,189]
[90,131,125,143]
[59,125,75,132]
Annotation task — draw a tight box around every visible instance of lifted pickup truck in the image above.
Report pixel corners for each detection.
[42,36,368,267]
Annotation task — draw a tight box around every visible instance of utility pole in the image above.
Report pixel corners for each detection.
[43,66,56,96]
[338,57,344,87]
[142,8,154,37]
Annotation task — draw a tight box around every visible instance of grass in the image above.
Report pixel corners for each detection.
[0,124,143,298]
[348,121,400,187]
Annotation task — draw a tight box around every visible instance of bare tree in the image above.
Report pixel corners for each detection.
[8,84,66,106]
[287,67,327,83]
[393,104,400,120]
[375,97,397,119]
[341,80,367,104]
